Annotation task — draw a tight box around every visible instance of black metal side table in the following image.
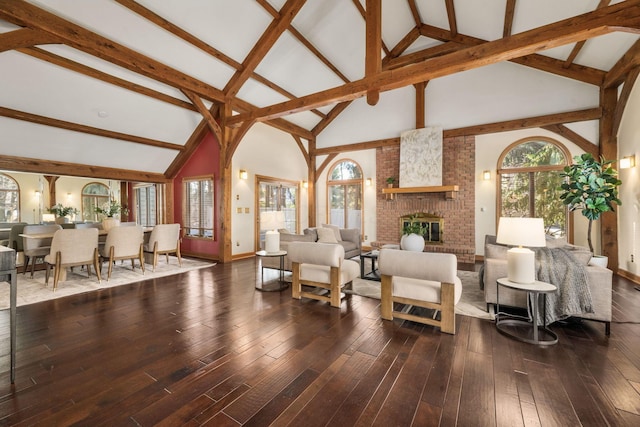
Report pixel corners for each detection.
[496,277,558,346]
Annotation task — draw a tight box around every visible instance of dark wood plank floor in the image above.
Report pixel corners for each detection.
[1,258,640,426]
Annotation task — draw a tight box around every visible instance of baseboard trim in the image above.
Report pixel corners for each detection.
[617,268,640,285]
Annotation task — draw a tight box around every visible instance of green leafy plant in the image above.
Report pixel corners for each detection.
[386,176,396,184]
[95,199,129,218]
[48,203,78,217]
[402,216,426,236]
[559,153,622,253]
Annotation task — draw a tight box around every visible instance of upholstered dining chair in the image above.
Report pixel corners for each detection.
[143,223,182,271]
[100,225,145,280]
[288,241,360,308]
[44,228,101,291]
[22,224,62,277]
[378,249,462,334]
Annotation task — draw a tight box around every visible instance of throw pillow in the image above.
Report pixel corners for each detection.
[485,243,509,259]
[317,227,339,244]
[322,223,342,241]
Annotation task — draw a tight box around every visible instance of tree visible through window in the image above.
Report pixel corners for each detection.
[82,182,109,222]
[327,160,363,231]
[0,173,19,222]
[184,177,214,239]
[498,138,570,236]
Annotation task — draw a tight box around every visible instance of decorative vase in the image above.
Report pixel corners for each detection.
[400,233,424,252]
[55,216,69,224]
[102,217,120,231]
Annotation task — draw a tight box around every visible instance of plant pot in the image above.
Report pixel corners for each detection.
[55,216,69,224]
[589,255,608,268]
[400,233,424,252]
[102,218,120,231]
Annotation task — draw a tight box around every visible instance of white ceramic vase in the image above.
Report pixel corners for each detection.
[588,255,608,268]
[400,233,424,252]
[102,217,120,231]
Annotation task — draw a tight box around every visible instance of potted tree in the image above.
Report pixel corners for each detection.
[95,199,129,231]
[400,216,426,251]
[559,153,622,266]
[48,203,78,224]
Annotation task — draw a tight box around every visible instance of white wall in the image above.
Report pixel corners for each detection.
[475,128,594,256]
[232,123,310,256]
[616,78,640,274]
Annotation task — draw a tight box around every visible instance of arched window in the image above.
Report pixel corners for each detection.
[498,137,570,236]
[82,182,109,222]
[0,173,19,222]
[327,159,363,231]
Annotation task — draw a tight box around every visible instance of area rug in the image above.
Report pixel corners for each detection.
[344,270,494,320]
[0,257,215,309]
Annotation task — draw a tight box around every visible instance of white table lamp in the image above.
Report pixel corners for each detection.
[260,211,285,253]
[496,217,546,284]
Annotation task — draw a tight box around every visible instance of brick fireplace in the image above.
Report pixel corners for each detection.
[374,135,476,264]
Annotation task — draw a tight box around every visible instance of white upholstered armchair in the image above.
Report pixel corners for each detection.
[100,225,145,280]
[378,249,462,334]
[288,241,360,308]
[44,228,101,291]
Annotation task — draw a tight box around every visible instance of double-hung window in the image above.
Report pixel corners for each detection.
[183,176,214,239]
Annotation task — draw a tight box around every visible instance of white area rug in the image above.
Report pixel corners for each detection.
[0,257,215,309]
[344,270,493,320]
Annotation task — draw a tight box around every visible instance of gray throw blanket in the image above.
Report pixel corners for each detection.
[533,247,593,325]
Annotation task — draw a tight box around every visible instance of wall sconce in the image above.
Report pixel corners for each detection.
[239,169,248,180]
[620,155,636,169]
[302,181,308,189]
[366,178,372,186]
[482,170,491,181]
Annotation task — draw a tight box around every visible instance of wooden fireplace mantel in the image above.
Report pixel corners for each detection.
[382,185,459,199]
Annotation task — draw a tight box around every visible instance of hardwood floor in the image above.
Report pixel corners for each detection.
[1,258,640,426]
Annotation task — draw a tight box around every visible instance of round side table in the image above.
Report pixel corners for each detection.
[496,277,558,346]
[255,250,288,292]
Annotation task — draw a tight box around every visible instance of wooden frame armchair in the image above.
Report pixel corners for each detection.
[143,224,182,271]
[288,241,359,308]
[100,225,145,280]
[44,228,101,291]
[378,249,462,334]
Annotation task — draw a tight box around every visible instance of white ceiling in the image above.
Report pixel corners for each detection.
[0,0,638,180]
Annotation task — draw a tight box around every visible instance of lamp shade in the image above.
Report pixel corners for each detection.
[496,217,546,284]
[496,217,546,248]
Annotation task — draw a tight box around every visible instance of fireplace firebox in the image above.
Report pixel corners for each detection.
[400,213,444,243]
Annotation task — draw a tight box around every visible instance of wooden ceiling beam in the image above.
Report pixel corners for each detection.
[605,39,640,88]
[503,0,516,38]
[0,154,168,183]
[18,47,196,112]
[0,0,226,103]
[365,0,382,106]
[612,66,640,136]
[564,0,611,68]
[0,28,59,52]
[0,106,184,152]
[225,0,307,97]
[407,0,421,28]
[384,41,462,70]
[229,2,637,125]
[541,124,598,157]
[444,0,458,36]
[181,90,223,146]
[311,101,353,136]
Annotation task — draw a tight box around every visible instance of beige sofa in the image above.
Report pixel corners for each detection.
[481,235,612,334]
[261,227,361,272]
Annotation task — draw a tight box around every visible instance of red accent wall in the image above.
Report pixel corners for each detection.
[173,131,221,259]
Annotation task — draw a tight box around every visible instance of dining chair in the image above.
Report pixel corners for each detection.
[100,225,145,280]
[44,228,101,291]
[22,224,62,277]
[143,223,182,271]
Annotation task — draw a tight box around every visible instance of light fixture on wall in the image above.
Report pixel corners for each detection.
[496,217,546,284]
[302,181,308,188]
[482,170,491,181]
[239,169,248,180]
[619,155,636,169]
[366,178,372,186]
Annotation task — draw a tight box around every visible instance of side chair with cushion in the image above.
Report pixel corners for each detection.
[100,225,145,280]
[378,249,462,334]
[7,223,28,264]
[44,228,101,291]
[144,223,182,271]
[22,224,62,277]
[288,241,360,308]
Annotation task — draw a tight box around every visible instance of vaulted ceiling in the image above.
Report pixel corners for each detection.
[1,0,639,182]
